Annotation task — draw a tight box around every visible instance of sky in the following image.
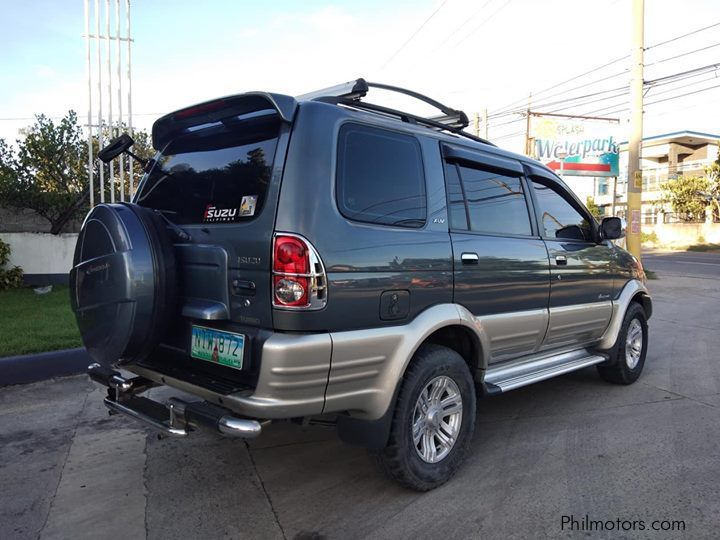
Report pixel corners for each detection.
[1,0,719,155]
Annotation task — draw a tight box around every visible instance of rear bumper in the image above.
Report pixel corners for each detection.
[128,332,333,420]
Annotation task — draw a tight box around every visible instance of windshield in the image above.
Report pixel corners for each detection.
[136,117,280,225]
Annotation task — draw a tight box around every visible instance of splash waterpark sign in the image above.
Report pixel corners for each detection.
[531,116,620,177]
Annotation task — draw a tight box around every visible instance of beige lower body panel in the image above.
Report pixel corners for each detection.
[541,301,613,351]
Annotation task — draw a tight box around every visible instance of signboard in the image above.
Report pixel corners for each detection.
[530,117,619,177]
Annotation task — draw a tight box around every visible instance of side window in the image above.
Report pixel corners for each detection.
[450,164,532,236]
[531,180,593,241]
[336,124,426,228]
[443,163,468,230]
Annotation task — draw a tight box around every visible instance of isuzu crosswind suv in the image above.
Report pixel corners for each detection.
[71,79,651,491]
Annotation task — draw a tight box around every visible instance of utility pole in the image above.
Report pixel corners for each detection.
[473,112,480,138]
[482,108,488,139]
[626,0,644,260]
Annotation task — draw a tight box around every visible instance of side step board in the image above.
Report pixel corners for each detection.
[484,349,607,394]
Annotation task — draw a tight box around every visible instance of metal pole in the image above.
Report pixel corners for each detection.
[524,94,532,156]
[126,0,134,198]
[106,0,114,203]
[84,0,94,208]
[95,0,104,203]
[482,107,488,139]
[626,0,644,260]
[611,176,618,216]
[116,0,124,201]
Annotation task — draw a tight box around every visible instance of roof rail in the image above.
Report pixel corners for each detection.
[297,78,494,146]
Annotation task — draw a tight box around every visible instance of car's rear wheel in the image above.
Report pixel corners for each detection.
[597,302,648,385]
[372,344,476,491]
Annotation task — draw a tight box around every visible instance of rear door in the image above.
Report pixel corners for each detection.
[135,111,289,332]
[526,174,614,350]
[443,145,550,362]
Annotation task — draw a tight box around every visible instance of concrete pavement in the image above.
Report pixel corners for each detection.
[2,250,719,539]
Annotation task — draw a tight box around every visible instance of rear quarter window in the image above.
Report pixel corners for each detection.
[336,123,426,228]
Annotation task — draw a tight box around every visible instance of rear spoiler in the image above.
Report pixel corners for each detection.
[151,92,297,150]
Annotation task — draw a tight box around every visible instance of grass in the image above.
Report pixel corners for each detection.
[0,285,82,357]
[687,243,720,252]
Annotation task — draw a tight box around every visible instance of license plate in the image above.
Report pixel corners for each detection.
[190,325,245,370]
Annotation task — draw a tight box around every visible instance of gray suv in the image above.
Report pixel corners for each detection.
[70,79,651,491]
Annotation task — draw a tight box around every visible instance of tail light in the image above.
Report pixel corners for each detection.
[272,234,327,309]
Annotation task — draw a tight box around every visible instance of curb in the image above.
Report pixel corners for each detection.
[0,348,91,386]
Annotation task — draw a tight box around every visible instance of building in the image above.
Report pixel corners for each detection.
[592,130,719,224]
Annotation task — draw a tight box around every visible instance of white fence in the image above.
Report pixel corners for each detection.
[0,233,78,281]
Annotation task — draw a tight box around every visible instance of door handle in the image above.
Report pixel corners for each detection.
[461,252,479,265]
[555,255,567,266]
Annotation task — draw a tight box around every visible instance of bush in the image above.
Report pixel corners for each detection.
[641,231,659,244]
[0,238,23,290]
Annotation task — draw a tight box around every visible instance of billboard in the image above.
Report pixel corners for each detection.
[531,116,619,177]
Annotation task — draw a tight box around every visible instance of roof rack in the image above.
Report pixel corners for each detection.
[297,78,494,146]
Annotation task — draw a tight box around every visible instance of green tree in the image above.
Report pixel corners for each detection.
[705,143,720,220]
[0,111,153,234]
[585,196,602,220]
[661,175,710,222]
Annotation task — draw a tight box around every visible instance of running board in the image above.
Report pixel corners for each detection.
[484,349,606,394]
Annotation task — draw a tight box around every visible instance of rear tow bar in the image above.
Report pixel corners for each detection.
[87,363,264,439]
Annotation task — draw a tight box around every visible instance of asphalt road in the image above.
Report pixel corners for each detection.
[2,250,719,539]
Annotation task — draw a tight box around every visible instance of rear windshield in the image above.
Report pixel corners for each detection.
[136,117,280,225]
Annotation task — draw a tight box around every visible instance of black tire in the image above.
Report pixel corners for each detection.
[597,302,648,385]
[372,344,476,491]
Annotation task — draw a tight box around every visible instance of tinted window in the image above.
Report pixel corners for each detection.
[337,124,426,228]
[137,119,279,224]
[444,163,468,230]
[531,180,593,241]
[456,165,531,236]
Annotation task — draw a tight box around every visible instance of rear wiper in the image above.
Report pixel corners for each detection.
[154,210,192,242]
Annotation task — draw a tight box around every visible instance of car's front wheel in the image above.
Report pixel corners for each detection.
[372,344,476,491]
[597,302,648,385]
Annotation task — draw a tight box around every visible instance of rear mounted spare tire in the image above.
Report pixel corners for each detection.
[69,203,177,367]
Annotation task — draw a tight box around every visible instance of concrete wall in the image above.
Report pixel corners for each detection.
[0,232,78,285]
[644,222,720,248]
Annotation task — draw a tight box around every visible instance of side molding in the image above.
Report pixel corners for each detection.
[595,279,651,350]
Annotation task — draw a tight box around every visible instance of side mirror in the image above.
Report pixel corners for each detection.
[98,133,135,163]
[601,216,624,240]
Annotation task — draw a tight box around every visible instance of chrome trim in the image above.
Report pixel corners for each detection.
[484,349,606,392]
[103,397,188,437]
[461,252,479,263]
[272,232,328,311]
[218,416,263,438]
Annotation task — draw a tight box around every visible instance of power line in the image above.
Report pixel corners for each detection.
[493,61,720,123]
[490,68,629,118]
[646,81,720,106]
[452,0,514,49]
[433,0,494,51]
[645,20,720,50]
[490,56,629,115]
[379,0,449,70]
[491,22,720,116]
[647,41,720,67]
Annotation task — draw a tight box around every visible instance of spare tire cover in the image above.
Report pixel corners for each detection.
[69,203,176,367]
